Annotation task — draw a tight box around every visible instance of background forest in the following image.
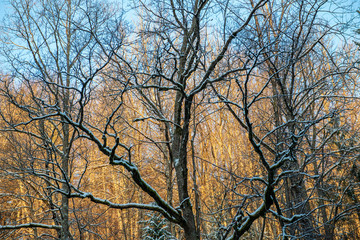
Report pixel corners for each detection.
[0,0,360,239]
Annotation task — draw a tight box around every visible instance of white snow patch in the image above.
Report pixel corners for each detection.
[174,158,179,167]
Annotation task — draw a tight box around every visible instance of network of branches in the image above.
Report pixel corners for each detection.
[0,0,359,239]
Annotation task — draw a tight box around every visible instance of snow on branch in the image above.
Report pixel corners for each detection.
[0,223,62,230]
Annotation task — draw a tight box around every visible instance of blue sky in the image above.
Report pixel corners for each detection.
[0,0,358,46]
[0,0,10,20]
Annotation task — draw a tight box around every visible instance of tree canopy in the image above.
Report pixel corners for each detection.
[0,0,359,239]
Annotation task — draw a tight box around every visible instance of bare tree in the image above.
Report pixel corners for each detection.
[0,0,359,239]
[0,0,123,238]
[210,0,360,239]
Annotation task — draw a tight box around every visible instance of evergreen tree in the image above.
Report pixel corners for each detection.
[140,213,175,240]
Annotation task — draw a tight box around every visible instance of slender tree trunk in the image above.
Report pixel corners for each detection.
[165,148,174,236]
[271,79,318,239]
[191,116,201,239]
[171,94,198,240]
[60,119,71,240]
[287,171,318,239]
[59,2,73,238]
